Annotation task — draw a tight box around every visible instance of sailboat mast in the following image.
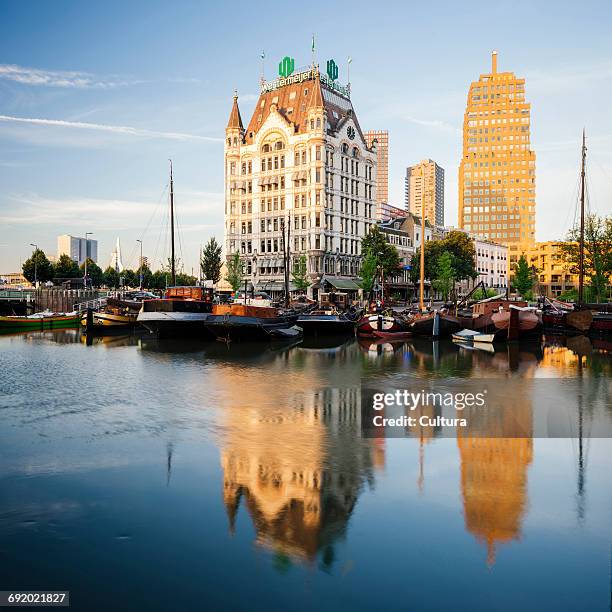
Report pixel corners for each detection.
[169,159,176,286]
[578,130,586,304]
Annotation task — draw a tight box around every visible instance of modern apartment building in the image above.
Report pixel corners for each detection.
[405,159,445,226]
[57,234,98,266]
[364,130,389,213]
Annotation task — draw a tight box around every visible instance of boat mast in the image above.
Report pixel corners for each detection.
[169,159,176,286]
[419,166,426,312]
[578,130,586,304]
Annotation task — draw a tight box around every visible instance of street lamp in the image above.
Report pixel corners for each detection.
[84,232,93,288]
[136,239,143,289]
[29,243,38,288]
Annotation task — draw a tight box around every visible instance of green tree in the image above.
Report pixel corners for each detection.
[79,258,103,287]
[103,266,120,288]
[121,269,137,288]
[224,252,243,292]
[201,237,223,285]
[150,270,169,290]
[175,273,197,286]
[471,287,499,301]
[291,255,310,292]
[512,255,535,297]
[411,230,477,283]
[22,248,54,285]
[358,252,378,295]
[432,251,455,301]
[559,214,612,302]
[361,225,400,277]
[53,254,80,279]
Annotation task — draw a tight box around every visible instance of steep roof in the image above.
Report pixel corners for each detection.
[227,93,244,130]
[243,72,368,147]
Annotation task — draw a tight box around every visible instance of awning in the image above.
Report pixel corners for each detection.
[292,172,300,181]
[323,277,360,291]
[260,177,268,186]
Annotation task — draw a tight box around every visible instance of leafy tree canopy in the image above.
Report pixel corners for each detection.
[201,237,223,285]
[22,248,54,284]
[411,231,477,283]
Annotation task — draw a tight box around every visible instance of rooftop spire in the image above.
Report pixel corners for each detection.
[491,50,498,74]
[308,76,324,111]
[227,90,244,130]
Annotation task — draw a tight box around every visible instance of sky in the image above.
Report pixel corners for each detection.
[1,0,611,274]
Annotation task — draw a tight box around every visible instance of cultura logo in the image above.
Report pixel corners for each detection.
[278,56,295,78]
[326,59,338,81]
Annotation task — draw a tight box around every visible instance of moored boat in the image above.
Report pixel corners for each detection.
[137,286,214,338]
[356,313,409,338]
[408,310,461,338]
[0,311,80,334]
[452,329,497,344]
[297,308,360,336]
[490,305,542,340]
[202,303,300,342]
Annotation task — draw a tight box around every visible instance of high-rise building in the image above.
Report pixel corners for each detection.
[458,51,536,246]
[364,130,388,211]
[224,57,378,297]
[405,159,445,227]
[57,234,98,266]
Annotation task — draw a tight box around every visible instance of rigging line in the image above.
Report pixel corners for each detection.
[140,182,170,272]
[152,191,169,271]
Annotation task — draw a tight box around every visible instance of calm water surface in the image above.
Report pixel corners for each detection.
[1,330,611,611]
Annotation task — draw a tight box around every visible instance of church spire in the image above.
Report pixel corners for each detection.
[227,90,244,130]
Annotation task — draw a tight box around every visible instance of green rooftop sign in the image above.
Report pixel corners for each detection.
[278,56,295,78]
[326,59,338,81]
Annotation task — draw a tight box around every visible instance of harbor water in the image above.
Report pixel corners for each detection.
[1,330,611,610]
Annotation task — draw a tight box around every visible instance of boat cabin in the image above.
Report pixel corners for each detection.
[472,299,527,317]
[164,286,213,302]
[319,292,348,310]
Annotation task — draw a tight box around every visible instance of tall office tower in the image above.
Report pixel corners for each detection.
[57,234,98,266]
[224,56,378,295]
[405,159,445,227]
[364,130,389,213]
[458,51,536,245]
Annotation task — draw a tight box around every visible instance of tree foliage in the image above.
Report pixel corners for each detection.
[512,255,535,297]
[432,251,455,301]
[22,248,54,284]
[558,214,612,302]
[361,225,401,278]
[80,258,103,287]
[201,237,222,285]
[291,255,310,291]
[358,252,378,294]
[224,252,243,291]
[411,231,477,283]
[103,266,120,288]
[53,254,80,279]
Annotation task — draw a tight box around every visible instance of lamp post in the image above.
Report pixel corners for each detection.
[136,239,143,289]
[29,243,38,288]
[84,232,93,288]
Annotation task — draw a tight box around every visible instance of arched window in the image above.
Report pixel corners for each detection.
[275,141,284,150]
[262,143,271,153]
[310,119,314,130]
[316,118,321,128]
[227,138,231,146]
[352,147,359,158]
[341,143,349,154]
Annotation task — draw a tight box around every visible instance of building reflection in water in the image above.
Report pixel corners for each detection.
[219,372,381,568]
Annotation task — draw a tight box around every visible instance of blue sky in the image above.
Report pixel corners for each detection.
[1,0,611,273]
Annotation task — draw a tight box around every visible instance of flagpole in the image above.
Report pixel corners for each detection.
[311,34,315,67]
[260,50,265,85]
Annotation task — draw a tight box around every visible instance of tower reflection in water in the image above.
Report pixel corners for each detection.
[215,343,382,569]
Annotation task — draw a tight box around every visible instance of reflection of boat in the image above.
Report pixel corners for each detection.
[299,335,353,350]
[453,339,496,354]
[203,304,300,342]
[357,313,408,337]
[371,330,412,341]
[408,311,461,338]
[0,311,80,333]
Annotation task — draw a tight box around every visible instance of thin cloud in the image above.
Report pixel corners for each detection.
[404,115,460,134]
[0,63,140,89]
[0,114,222,143]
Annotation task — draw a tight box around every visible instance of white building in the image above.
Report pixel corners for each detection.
[57,234,98,266]
[224,58,377,298]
